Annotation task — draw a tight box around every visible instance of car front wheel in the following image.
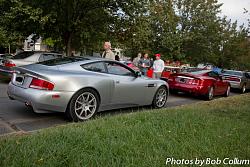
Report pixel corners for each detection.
[67,88,100,122]
[152,86,168,108]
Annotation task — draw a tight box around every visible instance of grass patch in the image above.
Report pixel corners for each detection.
[0,94,250,167]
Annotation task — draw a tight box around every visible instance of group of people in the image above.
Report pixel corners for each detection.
[101,41,165,79]
[133,52,165,79]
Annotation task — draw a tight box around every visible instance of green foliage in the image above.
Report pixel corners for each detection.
[0,0,249,69]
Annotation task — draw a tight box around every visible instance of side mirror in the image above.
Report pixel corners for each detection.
[135,71,142,77]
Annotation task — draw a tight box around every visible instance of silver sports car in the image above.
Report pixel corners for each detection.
[7,57,169,121]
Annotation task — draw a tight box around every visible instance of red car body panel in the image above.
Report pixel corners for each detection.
[168,71,229,96]
[161,66,181,79]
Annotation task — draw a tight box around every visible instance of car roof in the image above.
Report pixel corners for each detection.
[38,56,118,66]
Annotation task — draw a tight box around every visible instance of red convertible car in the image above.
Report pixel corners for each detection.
[168,70,230,100]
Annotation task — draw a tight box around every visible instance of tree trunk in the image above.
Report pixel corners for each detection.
[65,32,73,56]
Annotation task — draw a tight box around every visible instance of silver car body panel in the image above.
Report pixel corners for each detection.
[8,58,168,113]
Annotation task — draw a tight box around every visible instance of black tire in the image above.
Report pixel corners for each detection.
[241,84,246,94]
[66,88,100,122]
[223,85,230,97]
[205,86,214,101]
[152,86,168,108]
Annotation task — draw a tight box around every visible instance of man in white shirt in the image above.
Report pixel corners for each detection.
[153,54,165,79]
[102,41,115,60]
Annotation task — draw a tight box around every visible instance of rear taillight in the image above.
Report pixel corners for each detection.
[4,61,16,67]
[229,77,241,82]
[29,78,54,90]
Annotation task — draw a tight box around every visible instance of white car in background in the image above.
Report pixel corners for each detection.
[0,51,62,79]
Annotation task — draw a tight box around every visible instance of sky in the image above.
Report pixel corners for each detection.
[218,0,250,27]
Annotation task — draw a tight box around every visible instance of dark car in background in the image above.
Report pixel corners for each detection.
[0,51,62,79]
[168,70,230,100]
[222,70,250,93]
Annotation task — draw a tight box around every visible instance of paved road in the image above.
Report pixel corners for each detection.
[0,80,239,136]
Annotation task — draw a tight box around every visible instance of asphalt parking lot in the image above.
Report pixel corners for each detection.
[0,80,239,136]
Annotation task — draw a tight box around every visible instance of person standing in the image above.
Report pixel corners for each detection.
[138,53,151,76]
[102,41,115,60]
[153,54,165,79]
[133,52,142,67]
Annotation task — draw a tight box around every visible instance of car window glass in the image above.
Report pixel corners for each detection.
[222,70,243,76]
[105,62,134,76]
[245,73,250,78]
[39,57,88,66]
[13,51,35,59]
[43,54,56,61]
[38,55,44,62]
[82,62,106,73]
[208,71,219,78]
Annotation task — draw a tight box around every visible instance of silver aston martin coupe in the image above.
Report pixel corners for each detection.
[7,57,169,121]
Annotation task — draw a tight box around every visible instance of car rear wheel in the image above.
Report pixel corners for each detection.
[241,84,246,94]
[223,85,230,97]
[206,86,214,100]
[67,88,100,122]
[152,86,168,108]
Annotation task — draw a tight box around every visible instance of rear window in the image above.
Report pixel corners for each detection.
[222,70,243,76]
[13,51,35,59]
[189,70,211,75]
[39,57,89,66]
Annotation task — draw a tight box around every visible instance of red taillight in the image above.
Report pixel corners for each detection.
[4,61,16,67]
[224,76,241,82]
[229,77,241,82]
[29,78,54,90]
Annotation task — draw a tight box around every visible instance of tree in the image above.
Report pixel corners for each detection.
[1,0,144,56]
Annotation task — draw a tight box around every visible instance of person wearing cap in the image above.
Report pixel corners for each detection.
[102,41,115,60]
[153,54,165,79]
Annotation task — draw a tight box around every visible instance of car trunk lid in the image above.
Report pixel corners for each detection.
[11,65,56,89]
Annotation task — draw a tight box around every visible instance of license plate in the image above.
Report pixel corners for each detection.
[15,75,25,85]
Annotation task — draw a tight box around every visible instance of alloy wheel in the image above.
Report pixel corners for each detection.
[242,85,246,93]
[226,86,230,96]
[155,88,167,108]
[74,92,97,120]
[208,87,214,100]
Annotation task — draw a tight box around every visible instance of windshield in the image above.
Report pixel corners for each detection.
[222,70,243,76]
[39,57,89,66]
[188,70,211,75]
[13,51,35,59]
